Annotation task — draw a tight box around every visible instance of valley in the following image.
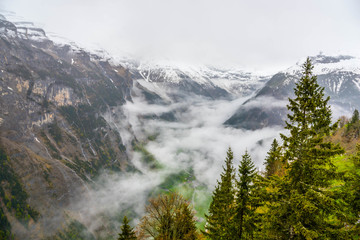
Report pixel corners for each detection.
[0,13,360,239]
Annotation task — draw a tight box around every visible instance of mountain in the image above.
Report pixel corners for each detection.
[0,14,270,239]
[225,54,360,129]
[0,14,135,238]
[124,60,268,103]
[2,12,359,239]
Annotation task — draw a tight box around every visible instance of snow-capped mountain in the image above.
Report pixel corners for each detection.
[2,12,360,239]
[287,55,360,76]
[124,60,269,102]
[0,13,48,41]
[1,11,268,103]
[225,54,360,129]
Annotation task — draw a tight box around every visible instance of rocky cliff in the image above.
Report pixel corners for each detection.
[0,15,134,239]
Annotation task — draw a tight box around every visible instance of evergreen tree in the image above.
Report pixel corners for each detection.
[118,216,136,240]
[204,147,236,239]
[235,151,257,239]
[350,109,359,125]
[269,57,347,239]
[281,57,344,188]
[346,109,360,138]
[264,139,281,178]
[173,202,198,240]
[0,207,11,240]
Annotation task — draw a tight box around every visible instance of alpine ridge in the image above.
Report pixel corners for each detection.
[225,54,360,129]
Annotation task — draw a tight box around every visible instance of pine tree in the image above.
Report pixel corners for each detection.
[204,147,236,239]
[281,57,344,187]
[264,139,281,178]
[350,109,359,125]
[235,151,257,239]
[269,57,347,239]
[346,109,360,138]
[118,216,136,240]
[173,202,198,240]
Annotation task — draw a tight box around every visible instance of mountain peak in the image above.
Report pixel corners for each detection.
[283,54,360,76]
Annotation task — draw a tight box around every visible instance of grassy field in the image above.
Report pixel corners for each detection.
[154,169,212,230]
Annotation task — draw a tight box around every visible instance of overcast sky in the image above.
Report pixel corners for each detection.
[1,0,360,73]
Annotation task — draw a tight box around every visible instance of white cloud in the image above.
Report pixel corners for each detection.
[1,0,360,73]
[74,92,284,232]
[117,93,282,189]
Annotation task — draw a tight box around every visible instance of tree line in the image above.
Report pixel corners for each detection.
[117,58,360,239]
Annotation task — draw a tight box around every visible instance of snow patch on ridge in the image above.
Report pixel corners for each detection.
[353,78,360,91]
[313,58,360,75]
[284,55,360,76]
[130,60,268,97]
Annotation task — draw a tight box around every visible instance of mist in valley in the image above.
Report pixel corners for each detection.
[71,79,353,235]
[72,88,284,233]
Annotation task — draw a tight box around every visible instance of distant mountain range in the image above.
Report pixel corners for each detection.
[125,61,269,101]
[225,54,360,129]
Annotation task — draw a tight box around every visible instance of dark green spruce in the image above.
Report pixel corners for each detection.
[235,151,257,240]
[267,57,347,239]
[264,139,281,178]
[204,147,236,239]
[346,109,360,138]
[118,216,136,240]
[350,109,359,125]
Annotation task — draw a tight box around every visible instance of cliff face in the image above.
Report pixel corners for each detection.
[0,16,134,239]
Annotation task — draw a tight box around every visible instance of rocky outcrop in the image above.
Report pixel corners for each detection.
[0,16,134,239]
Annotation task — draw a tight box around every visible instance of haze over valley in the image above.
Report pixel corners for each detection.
[0,2,360,239]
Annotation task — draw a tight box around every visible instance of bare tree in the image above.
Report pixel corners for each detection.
[338,115,349,128]
[137,193,198,240]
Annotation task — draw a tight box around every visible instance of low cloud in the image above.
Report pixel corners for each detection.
[243,96,289,109]
[73,92,284,235]
[74,170,163,231]
[2,0,360,74]
[53,83,346,235]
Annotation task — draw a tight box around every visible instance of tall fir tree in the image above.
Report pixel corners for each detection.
[346,109,360,138]
[118,216,137,240]
[264,139,281,178]
[235,151,257,239]
[268,57,347,239]
[173,202,198,240]
[280,57,344,188]
[350,109,359,125]
[204,147,236,239]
